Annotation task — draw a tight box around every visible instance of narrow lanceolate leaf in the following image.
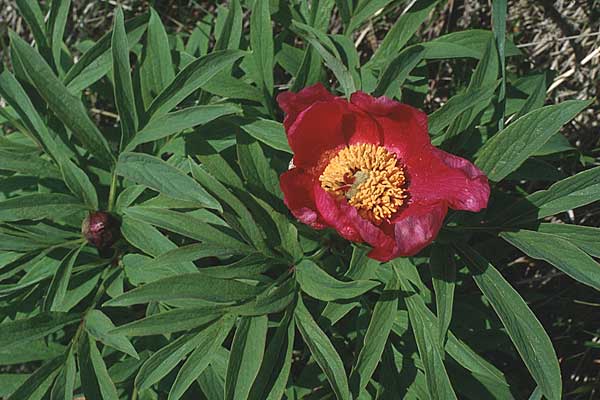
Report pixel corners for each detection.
[475,100,592,181]
[349,268,399,397]
[64,14,148,92]
[248,309,295,400]
[538,223,600,258]
[237,132,281,197]
[123,207,251,253]
[241,118,291,153]
[395,260,458,400]
[9,32,115,165]
[145,50,244,120]
[105,273,263,307]
[60,158,99,209]
[430,245,456,342]
[15,0,52,65]
[295,259,379,302]
[135,324,222,390]
[7,357,63,400]
[373,45,425,97]
[366,0,439,70]
[140,8,175,108]
[127,104,241,150]
[112,7,138,146]
[0,193,86,222]
[113,308,222,337]
[295,296,350,400]
[169,316,235,400]
[225,316,268,400]
[50,349,75,400]
[78,333,119,400]
[44,245,83,312]
[48,0,72,75]
[0,313,80,348]
[492,0,507,129]
[117,152,221,211]
[501,230,600,291]
[85,310,139,359]
[494,166,600,225]
[250,0,274,97]
[455,244,561,400]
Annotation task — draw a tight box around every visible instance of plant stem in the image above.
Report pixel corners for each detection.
[107,169,118,212]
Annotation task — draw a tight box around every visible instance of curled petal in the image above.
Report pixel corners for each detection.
[343,103,382,145]
[287,101,347,168]
[350,91,429,155]
[407,146,490,212]
[280,169,325,229]
[314,185,362,242]
[277,83,336,130]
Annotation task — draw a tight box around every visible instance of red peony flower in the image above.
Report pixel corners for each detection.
[278,84,490,261]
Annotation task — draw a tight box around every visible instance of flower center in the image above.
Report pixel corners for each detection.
[319,143,407,223]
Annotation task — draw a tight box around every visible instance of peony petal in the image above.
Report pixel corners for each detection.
[343,103,383,145]
[287,100,347,168]
[385,202,448,260]
[277,83,336,130]
[280,168,325,229]
[314,185,362,242]
[350,91,429,156]
[406,146,490,212]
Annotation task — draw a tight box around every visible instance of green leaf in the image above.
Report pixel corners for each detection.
[78,333,119,400]
[117,152,221,211]
[169,316,235,400]
[140,8,175,108]
[248,309,295,400]
[59,158,99,209]
[127,104,241,151]
[475,100,592,181]
[538,223,600,257]
[0,313,79,348]
[430,245,456,342]
[240,118,291,154]
[0,193,86,222]
[455,244,561,400]
[9,32,115,165]
[236,132,281,197]
[49,349,75,400]
[493,166,600,225]
[112,7,139,146]
[135,322,223,390]
[395,260,458,400]
[428,81,499,136]
[349,267,399,397]
[296,259,379,301]
[346,0,394,33]
[214,0,242,50]
[492,0,507,129]
[112,308,223,337]
[295,296,350,400]
[189,161,268,253]
[250,0,274,96]
[105,273,264,307]
[292,22,356,97]
[145,49,244,120]
[15,0,52,65]
[366,0,439,70]
[64,15,148,92]
[47,0,72,75]
[7,357,62,400]
[501,229,600,291]
[422,29,521,60]
[225,315,268,400]
[373,45,425,97]
[85,310,139,358]
[44,244,83,312]
[123,207,252,253]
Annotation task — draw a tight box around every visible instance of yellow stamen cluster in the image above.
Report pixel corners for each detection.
[319,143,407,223]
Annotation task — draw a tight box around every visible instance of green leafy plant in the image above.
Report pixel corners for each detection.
[0,1,597,399]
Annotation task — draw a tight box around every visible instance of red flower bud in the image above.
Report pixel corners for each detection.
[81,211,120,251]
